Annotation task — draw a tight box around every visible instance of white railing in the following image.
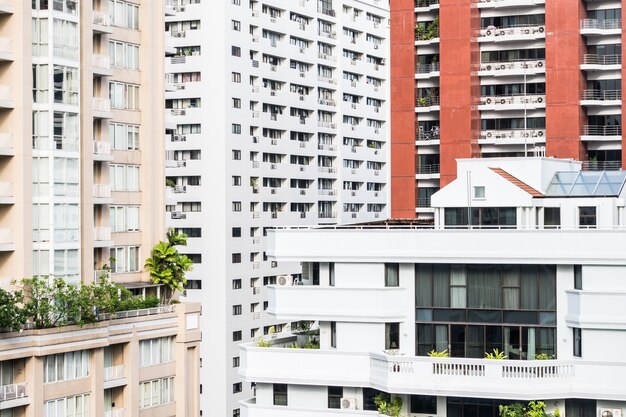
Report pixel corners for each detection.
[93,140,111,155]
[0,37,11,55]
[93,184,111,198]
[103,365,125,381]
[93,11,112,27]
[93,97,111,113]
[415,62,439,74]
[582,125,621,136]
[104,408,125,417]
[581,89,621,101]
[0,181,12,198]
[93,54,110,69]
[480,94,545,106]
[94,227,111,241]
[96,305,175,321]
[580,19,621,30]
[479,59,545,72]
[582,54,621,66]
[0,382,27,402]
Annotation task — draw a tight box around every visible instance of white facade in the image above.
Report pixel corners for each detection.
[241,158,626,417]
[163,0,390,415]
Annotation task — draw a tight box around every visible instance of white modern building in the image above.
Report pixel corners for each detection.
[163,0,391,415]
[240,157,626,417]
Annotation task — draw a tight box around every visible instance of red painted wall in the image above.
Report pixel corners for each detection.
[545,0,586,160]
[439,0,480,187]
[390,0,417,218]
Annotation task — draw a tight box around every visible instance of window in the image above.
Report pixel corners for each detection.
[232,253,242,263]
[330,321,336,348]
[364,388,385,411]
[232,20,241,31]
[44,394,90,417]
[232,46,241,57]
[232,98,241,108]
[232,279,242,289]
[473,186,485,199]
[174,228,201,238]
[233,331,242,341]
[232,357,240,368]
[411,395,437,414]
[574,265,582,290]
[232,176,241,186]
[232,202,242,212]
[232,149,241,159]
[232,72,241,83]
[109,40,139,70]
[110,205,140,232]
[109,81,139,110]
[110,123,139,150]
[140,377,174,409]
[385,323,400,350]
[444,207,516,228]
[233,305,242,315]
[140,336,175,367]
[232,227,242,237]
[233,383,242,393]
[111,246,140,273]
[110,0,139,29]
[544,207,560,229]
[44,350,90,383]
[233,409,241,417]
[263,301,269,310]
[328,386,343,409]
[385,263,399,287]
[232,0,240,4]
[579,207,596,228]
[573,328,582,357]
[273,384,288,406]
[110,164,139,191]
[185,279,202,290]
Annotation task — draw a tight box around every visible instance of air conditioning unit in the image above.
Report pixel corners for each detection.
[600,409,622,417]
[374,44,379,49]
[277,275,292,286]
[341,398,357,410]
[176,32,183,37]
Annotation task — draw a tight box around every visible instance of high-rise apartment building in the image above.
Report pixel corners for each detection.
[0,2,200,417]
[164,0,390,415]
[241,156,626,417]
[390,0,624,219]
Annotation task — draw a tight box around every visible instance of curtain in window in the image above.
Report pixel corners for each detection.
[435,325,448,352]
[415,265,432,307]
[385,263,399,287]
[433,265,449,307]
[520,265,538,309]
[502,266,520,309]
[538,266,556,309]
[468,266,500,308]
[450,265,466,308]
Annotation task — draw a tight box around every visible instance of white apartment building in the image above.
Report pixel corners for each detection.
[164,0,390,415]
[165,0,389,417]
[240,157,626,417]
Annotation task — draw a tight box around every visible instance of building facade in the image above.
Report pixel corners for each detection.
[0,2,201,417]
[390,0,624,219]
[163,0,390,415]
[241,157,626,417]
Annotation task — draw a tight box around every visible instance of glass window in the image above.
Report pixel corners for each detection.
[544,207,560,228]
[411,395,437,414]
[574,265,582,290]
[273,384,288,406]
[385,323,400,350]
[573,328,582,357]
[579,207,596,228]
[328,386,343,409]
[384,263,399,287]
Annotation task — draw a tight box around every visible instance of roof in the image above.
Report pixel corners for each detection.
[545,171,626,197]
[489,167,544,197]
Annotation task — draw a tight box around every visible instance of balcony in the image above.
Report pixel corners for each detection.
[416,197,432,208]
[267,286,407,322]
[103,365,126,389]
[0,133,12,156]
[94,227,113,248]
[0,181,13,204]
[93,184,112,203]
[240,344,626,401]
[92,54,112,76]
[0,37,12,61]
[580,89,621,106]
[93,97,113,119]
[104,409,125,417]
[0,85,13,108]
[0,228,14,251]
[415,0,439,11]
[416,164,440,175]
[580,160,621,171]
[581,54,621,71]
[93,140,113,161]
[478,59,545,76]
[0,382,28,408]
[415,96,440,112]
[93,11,113,34]
[318,211,337,219]
[477,0,546,8]
[479,94,545,110]
[415,62,439,79]
[479,25,545,42]
[580,19,621,36]
[479,129,546,144]
[581,125,622,141]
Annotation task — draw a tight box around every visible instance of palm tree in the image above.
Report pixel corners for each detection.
[145,228,193,302]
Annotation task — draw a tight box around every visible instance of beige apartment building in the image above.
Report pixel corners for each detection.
[0,1,199,417]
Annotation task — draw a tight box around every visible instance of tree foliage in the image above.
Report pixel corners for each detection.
[0,287,27,332]
[145,228,193,300]
[500,401,556,417]
[374,394,403,417]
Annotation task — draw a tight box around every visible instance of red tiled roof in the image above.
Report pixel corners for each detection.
[489,167,544,197]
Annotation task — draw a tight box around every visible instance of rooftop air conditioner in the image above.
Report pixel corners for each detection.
[277,275,292,286]
[341,398,357,410]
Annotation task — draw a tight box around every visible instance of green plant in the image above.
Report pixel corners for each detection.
[165,178,176,187]
[534,353,555,360]
[374,394,403,417]
[417,97,428,107]
[500,401,553,417]
[145,228,193,301]
[427,349,449,357]
[256,338,271,348]
[0,287,27,331]
[485,348,508,359]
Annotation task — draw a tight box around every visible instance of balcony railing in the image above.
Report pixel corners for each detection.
[94,227,111,241]
[415,96,440,107]
[415,62,439,74]
[93,140,111,155]
[581,89,621,101]
[479,59,545,72]
[580,18,621,30]
[96,305,175,321]
[480,129,545,140]
[480,25,545,38]
[0,383,27,402]
[92,54,110,69]
[93,11,111,27]
[480,94,545,106]
[93,184,111,198]
[582,54,621,66]
[581,160,621,171]
[93,97,111,113]
[415,0,439,7]
[416,197,432,208]
[104,408,125,417]
[582,125,622,136]
[416,164,440,175]
[416,128,440,141]
[103,365,125,382]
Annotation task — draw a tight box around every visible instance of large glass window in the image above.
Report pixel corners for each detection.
[328,387,342,409]
[273,384,288,406]
[578,207,597,228]
[44,350,90,383]
[139,377,174,409]
[411,395,437,414]
[384,263,399,287]
[444,207,517,228]
[44,394,90,417]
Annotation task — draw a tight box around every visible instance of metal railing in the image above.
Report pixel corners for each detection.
[581,89,621,101]
[416,130,440,141]
[415,96,440,107]
[96,305,175,321]
[103,365,125,382]
[581,160,621,171]
[104,408,125,417]
[582,54,621,66]
[580,19,621,30]
[480,129,545,140]
[582,125,622,136]
[416,164,440,175]
[416,197,432,208]
[415,0,439,7]
[0,383,27,402]
[480,25,545,37]
[479,59,545,72]
[415,62,440,74]
[480,94,545,106]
